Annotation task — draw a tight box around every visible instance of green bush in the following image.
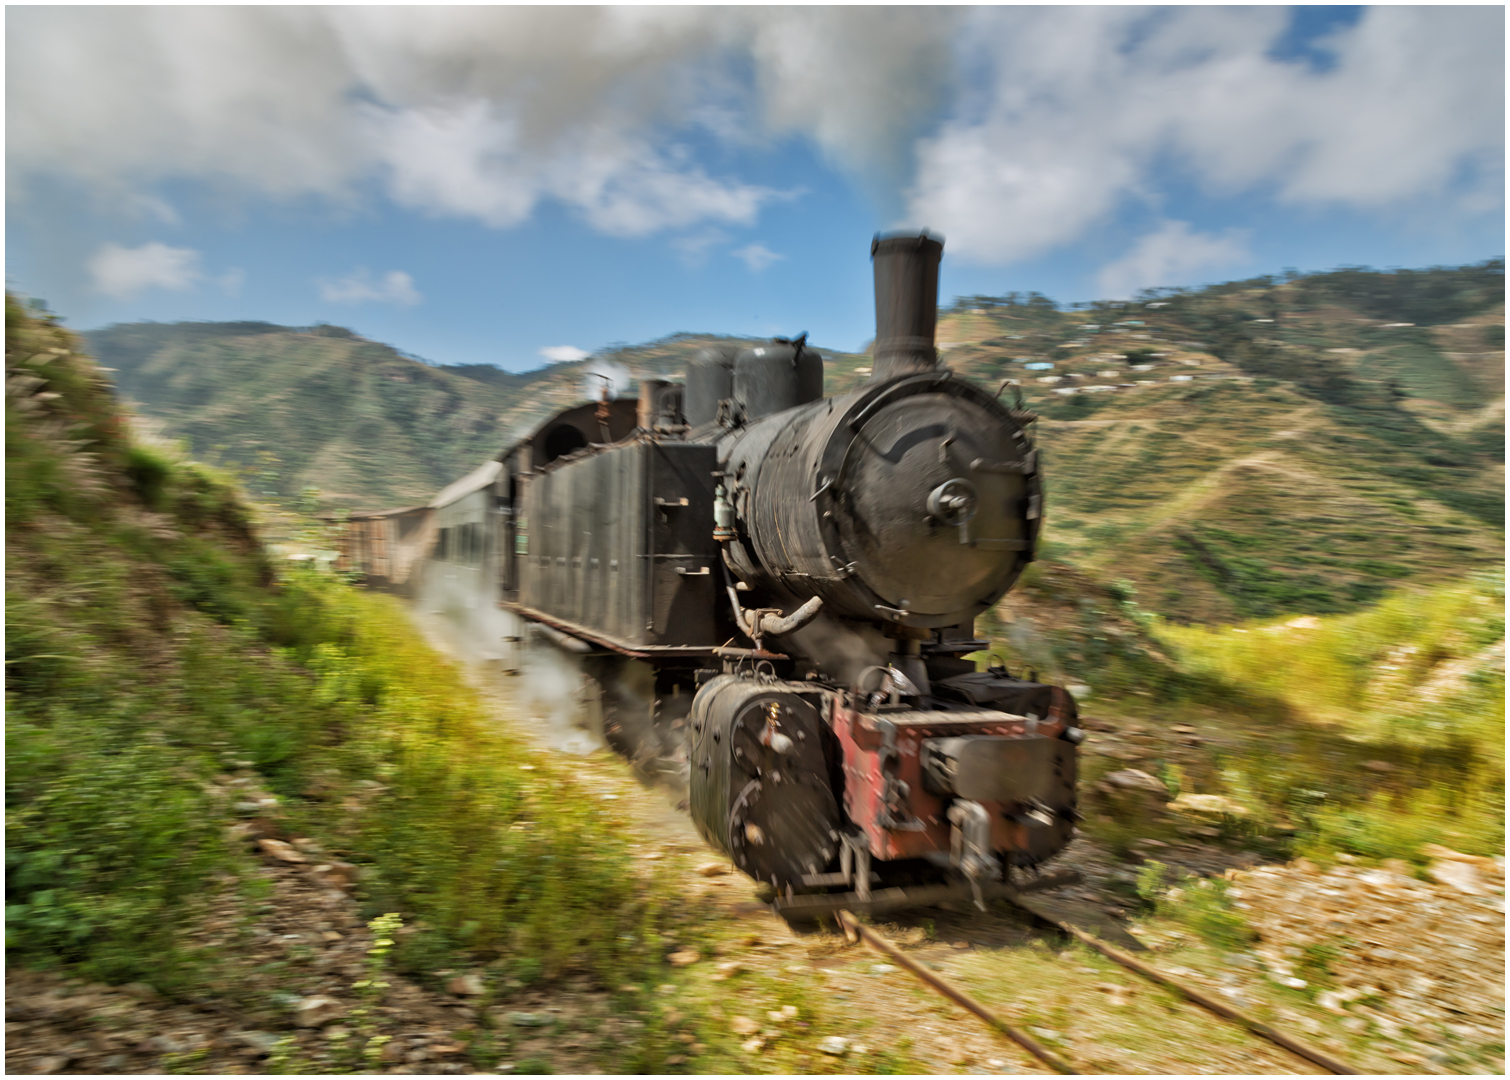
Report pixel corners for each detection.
[1167,877,1255,951]
[124,443,173,511]
[1155,573,1505,761]
[5,708,228,986]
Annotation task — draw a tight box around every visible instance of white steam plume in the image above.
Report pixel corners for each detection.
[412,562,605,756]
[581,359,633,399]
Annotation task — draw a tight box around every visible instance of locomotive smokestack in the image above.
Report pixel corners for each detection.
[871,230,944,380]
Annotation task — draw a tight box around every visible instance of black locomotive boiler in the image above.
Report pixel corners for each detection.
[471,233,1081,914]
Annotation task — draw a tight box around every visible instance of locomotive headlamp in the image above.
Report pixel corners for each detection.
[926,478,979,527]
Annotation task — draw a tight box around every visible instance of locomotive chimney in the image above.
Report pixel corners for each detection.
[871,230,944,380]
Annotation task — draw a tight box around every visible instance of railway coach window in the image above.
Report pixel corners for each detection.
[437,527,450,560]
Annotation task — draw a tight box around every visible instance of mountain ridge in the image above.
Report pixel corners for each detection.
[84,260,1504,623]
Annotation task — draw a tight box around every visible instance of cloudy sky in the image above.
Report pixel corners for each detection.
[6,6,1504,370]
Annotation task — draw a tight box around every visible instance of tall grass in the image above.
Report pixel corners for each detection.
[6,293,676,995]
[264,573,665,987]
[1154,573,1504,762]
[1136,573,1506,862]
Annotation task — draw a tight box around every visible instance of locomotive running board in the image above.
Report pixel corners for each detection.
[769,870,1080,920]
[500,601,784,660]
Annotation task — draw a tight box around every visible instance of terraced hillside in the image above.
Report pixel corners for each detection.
[932,263,1504,622]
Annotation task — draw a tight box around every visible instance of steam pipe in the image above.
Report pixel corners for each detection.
[725,576,824,643]
[756,595,824,637]
[726,582,754,638]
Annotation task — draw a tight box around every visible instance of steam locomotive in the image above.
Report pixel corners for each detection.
[365,233,1083,916]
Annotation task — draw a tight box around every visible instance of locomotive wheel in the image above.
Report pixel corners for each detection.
[588,655,689,788]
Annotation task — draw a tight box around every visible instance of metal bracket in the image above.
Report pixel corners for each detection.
[948,799,1001,911]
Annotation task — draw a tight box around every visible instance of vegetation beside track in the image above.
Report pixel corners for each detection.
[6,292,689,999]
[982,558,1504,872]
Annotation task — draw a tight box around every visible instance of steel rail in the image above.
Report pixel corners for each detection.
[838,901,1361,1076]
[836,910,1076,1075]
[1040,916,1358,1075]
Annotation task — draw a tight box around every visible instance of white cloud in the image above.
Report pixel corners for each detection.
[5,8,805,236]
[368,102,538,229]
[743,7,959,198]
[540,345,589,364]
[130,194,180,226]
[87,241,201,297]
[908,6,1504,263]
[732,243,784,273]
[1096,221,1250,300]
[318,268,422,307]
[8,8,1502,261]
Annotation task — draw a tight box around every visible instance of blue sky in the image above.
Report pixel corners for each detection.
[7,6,1503,371]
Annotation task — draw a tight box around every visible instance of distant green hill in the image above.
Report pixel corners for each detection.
[83,321,797,512]
[85,261,1503,623]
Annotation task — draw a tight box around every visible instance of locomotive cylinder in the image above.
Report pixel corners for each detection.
[871,231,944,381]
[687,675,841,890]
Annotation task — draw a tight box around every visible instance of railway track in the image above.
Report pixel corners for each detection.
[835,903,1359,1075]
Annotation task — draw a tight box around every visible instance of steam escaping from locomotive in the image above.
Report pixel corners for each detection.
[377,231,1081,917]
[579,358,633,399]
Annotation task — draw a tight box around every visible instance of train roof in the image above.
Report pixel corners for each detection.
[340,504,428,520]
[429,458,502,509]
[497,396,640,468]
